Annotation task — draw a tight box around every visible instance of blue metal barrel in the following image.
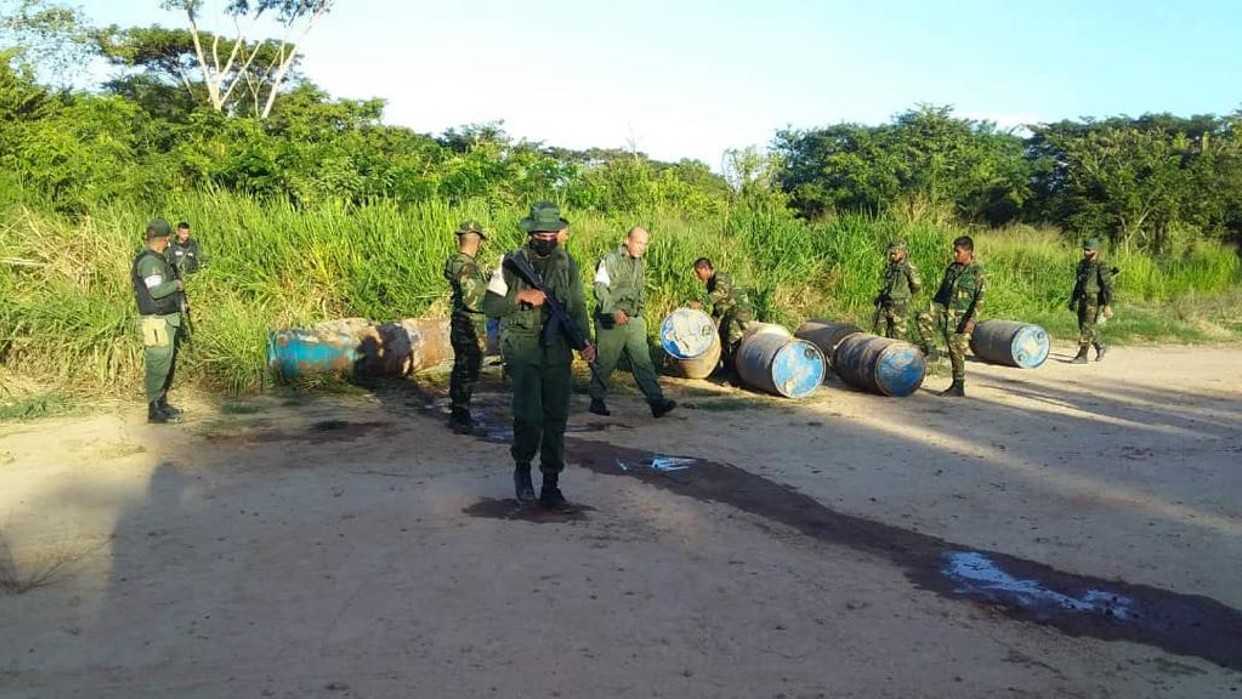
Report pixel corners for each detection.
[660,308,721,379]
[969,320,1050,369]
[795,320,863,368]
[735,323,826,398]
[832,334,926,397]
[267,328,358,380]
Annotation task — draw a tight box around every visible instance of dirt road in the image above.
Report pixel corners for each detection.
[1,344,1239,698]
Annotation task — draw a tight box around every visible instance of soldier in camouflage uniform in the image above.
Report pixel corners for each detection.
[921,236,986,397]
[131,218,187,423]
[874,240,930,351]
[588,226,677,418]
[690,257,754,378]
[1069,237,1115,364]
[483,202,596,510]
[443,220,489,433]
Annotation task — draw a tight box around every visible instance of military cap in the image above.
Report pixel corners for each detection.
[146,218,172,239]
[455,220,487,239]
[519,201,570,233]
[1083,237,1101,251]
[886,239,908,254]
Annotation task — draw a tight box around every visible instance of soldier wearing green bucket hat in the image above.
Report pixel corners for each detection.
[131,218,186,423]
[1068,237,1115,363]
[444,219,489,433]
[483,202,595,511]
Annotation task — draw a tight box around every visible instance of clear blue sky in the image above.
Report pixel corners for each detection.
[76,0,1242,167]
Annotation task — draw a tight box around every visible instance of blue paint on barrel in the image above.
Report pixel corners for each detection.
[660,308,721,379]
[970,320,1050,369]
[736,323,826,398]
[832,333,926,397]
[266,329,358,379]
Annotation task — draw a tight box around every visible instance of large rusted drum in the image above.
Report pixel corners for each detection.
[831,334,926,397]
[659,308,721,379]
[735,323,826,398]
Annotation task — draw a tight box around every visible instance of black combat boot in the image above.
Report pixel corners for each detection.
[147,401,181,424]
[1094,343,1108,362]
[157,396,183,419]
[448,407,474,434]
[588,398,610,416]
[1071,346,1090,364]
[938,379,965,397]
[650,398,677,418]
[513,463,536,504]
[539,472,570,511]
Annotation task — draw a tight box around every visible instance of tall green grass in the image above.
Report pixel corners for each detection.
[1,192,1238,397]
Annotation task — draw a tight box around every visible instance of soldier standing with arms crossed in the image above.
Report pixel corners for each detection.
[588,226,676,418]
[922,236,986,397]
[483,203,596,510]
[1069,237,1115,364]
[132,219,186,423]
[444,220,489,433]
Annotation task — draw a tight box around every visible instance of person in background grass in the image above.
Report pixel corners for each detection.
[165,221,204,275]
[483,202,596,511]
[688,258,754,380]
[443,220,489,434]
[921,236,986,397]
[587,226,676,418]
[1069,237,1115,364]
[132,218,186,423]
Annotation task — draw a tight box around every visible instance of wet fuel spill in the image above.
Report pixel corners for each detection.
[562,437,1242,671]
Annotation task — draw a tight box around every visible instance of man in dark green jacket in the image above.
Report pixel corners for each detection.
[923,236,986,397]
[132,218,186,423]
[1069,237,1115,363]
[483,202,596,510]
[689,257,754,377]
[588,226,676,418]
[166,221,204,275]
[443,220,489,432]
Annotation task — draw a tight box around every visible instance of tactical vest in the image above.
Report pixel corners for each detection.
[502,248,574,340]
[132,249,180,316]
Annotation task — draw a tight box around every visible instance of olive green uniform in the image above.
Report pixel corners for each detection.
[131,249,184,404]
[443,251,488,411]
[1070,257,1114,352]
[702,272,754,371]
[877,259,922,342]
[920,260,986,381]
[590,244,665,405]
[482,246,589,476]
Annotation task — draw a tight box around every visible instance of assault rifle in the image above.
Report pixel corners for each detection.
[502,253,602,386]
[169,256,193,344]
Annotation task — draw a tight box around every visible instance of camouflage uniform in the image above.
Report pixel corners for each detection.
[702,271,754,372]
[922,259,986,383]
[444,246,488,415]
[1070,250,1115,360]
[590,243,667,407]
[482,244,589,481]
[876,256,922,342]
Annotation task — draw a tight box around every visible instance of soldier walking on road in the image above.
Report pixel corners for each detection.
[689,258,754,379]
[588,226,676,419]
[132,218,187,423]
[483,202,596,511]
[1069,237,1115,364]
[444,220,489,433]
[921,236,986,397]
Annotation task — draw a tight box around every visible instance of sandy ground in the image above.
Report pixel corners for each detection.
[0,343,1239,698]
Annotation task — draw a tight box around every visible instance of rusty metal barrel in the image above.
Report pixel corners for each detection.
[735,323,826,398]
[969,319,1050,369]
[267,317,452,380]
[794,320,863,367]
[659,307,721,379]
[831,334,926,397]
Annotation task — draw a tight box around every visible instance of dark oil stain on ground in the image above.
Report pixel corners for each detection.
[206,419,393,445]
[463,497,594,523]
[564,437,1242,671]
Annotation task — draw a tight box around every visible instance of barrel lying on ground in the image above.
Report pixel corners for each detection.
[267,317,452,380]
[794,320,863,367]
[735,323,826,398]
[831,334,926,397]
[659,307,721,379]
[969,319,1050,368]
